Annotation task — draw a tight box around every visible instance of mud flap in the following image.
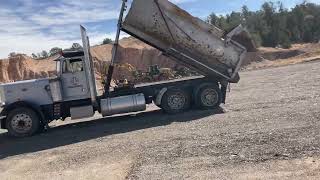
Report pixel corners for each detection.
[220,81,229,104]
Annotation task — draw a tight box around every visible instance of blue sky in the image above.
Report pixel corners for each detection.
[0,0,319,58]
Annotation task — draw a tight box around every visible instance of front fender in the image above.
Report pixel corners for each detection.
[155,88,168,106]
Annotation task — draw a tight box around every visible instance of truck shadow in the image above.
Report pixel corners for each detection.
[0,108,224,159]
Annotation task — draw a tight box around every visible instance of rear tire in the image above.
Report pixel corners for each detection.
[195,84,222,109]
[161,89,191,114]
[6,107,40,137]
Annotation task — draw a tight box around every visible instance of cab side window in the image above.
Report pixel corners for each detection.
[63,59,84,73]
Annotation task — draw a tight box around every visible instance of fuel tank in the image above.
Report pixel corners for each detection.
[100,93,146,116]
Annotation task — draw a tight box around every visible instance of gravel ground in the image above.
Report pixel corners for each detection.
[0,61,320,180]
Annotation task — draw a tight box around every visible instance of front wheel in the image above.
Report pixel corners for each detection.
[6,107,40,137]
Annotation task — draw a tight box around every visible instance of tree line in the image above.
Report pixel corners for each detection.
[207,1,320,48]
[30,37,113,60]
[8,37,113,59]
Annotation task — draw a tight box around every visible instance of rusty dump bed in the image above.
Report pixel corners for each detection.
[122,0,255,83]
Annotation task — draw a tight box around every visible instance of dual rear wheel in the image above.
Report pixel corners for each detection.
[160,83,222,114]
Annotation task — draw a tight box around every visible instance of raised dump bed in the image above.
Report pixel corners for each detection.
[121,0,255,83]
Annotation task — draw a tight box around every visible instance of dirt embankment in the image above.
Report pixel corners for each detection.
[0,37,174,83]
[0,55,56,83]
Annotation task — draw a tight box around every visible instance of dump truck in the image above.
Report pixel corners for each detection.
[0,0,254,137]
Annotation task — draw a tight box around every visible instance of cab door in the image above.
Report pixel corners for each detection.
[61,58,91,101]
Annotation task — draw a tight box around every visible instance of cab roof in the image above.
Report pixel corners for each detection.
[61,50,84,58]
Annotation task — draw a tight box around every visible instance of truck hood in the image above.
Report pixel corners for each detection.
[0,78,53,106]
[0,78,50,86]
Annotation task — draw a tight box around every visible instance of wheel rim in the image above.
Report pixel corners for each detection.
[167,92,186,110]
[201,88,218,107]
[11,113,33,134]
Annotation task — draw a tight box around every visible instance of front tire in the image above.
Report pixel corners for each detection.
[6,107,40,137]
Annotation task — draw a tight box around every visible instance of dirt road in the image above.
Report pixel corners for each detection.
[0,61,320,180]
